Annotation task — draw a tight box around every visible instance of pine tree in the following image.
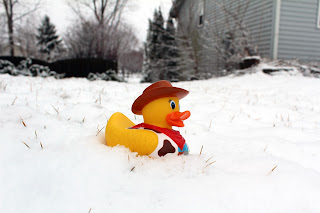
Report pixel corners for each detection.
[142,20,153,82]
[162,17,180,81]
[142,8,165,82]
[36,15,62,62]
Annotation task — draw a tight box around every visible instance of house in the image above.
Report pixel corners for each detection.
[170,0,320,75]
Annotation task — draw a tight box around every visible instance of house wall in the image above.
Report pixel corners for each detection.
[205,0,275,58]
[173,0,320,75]
[175,0,215,77]
[244,1,274,58]
[175,0,276,75]
[203,0,275,70]
[278,0,320,61]
[176,0,277,75]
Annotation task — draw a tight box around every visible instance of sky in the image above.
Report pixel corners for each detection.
[41,0,173,43]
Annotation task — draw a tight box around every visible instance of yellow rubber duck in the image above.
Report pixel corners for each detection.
[105,80,190,158]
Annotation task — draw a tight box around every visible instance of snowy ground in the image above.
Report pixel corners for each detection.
[1,69,320,213]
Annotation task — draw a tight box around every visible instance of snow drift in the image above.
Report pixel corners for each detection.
[0,69,320,213]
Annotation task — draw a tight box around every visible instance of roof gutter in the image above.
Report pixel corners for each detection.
[169,0,185,18]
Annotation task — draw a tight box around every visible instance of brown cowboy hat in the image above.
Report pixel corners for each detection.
[132,80,189,115]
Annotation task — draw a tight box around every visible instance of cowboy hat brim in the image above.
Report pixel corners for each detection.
[132,86,189,115]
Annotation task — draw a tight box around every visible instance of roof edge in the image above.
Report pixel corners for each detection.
[169,0,185,18]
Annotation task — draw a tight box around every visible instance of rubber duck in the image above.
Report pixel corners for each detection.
[105,80,190,158]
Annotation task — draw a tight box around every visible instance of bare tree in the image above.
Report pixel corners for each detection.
[118,49,143,76]
[15,17,39,58]
[64,19,138,60]
[0,13,6,51]
[70,0,127,26]
[1,0,41,56]
[205,0,257,71]
[172,0,257,77]
[65,0,130,59]
[64,0,139,62]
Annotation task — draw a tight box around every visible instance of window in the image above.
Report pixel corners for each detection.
[318,0,320,28]
[199,15,203,26]
[198,0,204,26]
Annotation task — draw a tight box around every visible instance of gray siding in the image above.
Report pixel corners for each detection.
[176,0,208,77]
[172,0,320,75]
[278,0,320,61]
[203,0,251,72]
[175,0,276,74]
[244,0,274,58]
[203,0,275,69]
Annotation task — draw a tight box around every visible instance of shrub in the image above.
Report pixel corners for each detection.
[87,70,124,82]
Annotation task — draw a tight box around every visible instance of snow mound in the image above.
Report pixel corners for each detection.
[0,72,320,213]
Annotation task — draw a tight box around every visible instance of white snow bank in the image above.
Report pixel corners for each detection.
[0,72,320,213]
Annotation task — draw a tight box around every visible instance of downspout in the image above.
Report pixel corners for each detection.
[273,0,281,59]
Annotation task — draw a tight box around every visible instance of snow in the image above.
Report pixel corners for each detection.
[1,69,320,213]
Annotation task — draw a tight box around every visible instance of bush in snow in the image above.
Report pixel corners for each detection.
[17,58,32,70]
[0,58,62,78]
[87,70,124,82]
[0,60,16,75]
[15,58,52,77]
[29,64,51,77]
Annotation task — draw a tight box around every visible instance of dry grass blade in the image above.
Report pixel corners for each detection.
[230,115,235,122]
[205,156,214,163]
[264,145,268,152]
[40,142,43,149]
[22,141,30,149]
[0,81,7,90]
[12,96,17,105]
[203,161,216,169]
[130,166,135,172]
[267,165,278,175]
[35,130,38,139]
[20,116,27,127]
[208,120,212,130]
[51,105,59,115]
[199,145,204,155]
[96,126,105,136]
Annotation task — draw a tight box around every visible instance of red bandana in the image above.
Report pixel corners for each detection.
[131,123,185,150]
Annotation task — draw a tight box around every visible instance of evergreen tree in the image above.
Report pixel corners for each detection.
[162,17,180,81]
[142,8,165,82]
[142,20,153,82]
[36,15,62,61]
[142,8,182,82]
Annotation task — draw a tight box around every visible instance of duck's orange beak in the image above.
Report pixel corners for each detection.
[166,111,191,127]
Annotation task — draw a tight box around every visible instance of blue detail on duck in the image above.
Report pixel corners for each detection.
[178,143,189,155]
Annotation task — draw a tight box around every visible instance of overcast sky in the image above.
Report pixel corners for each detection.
[41,0,173,43]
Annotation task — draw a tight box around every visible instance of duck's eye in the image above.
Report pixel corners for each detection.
[169,100,176,109]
